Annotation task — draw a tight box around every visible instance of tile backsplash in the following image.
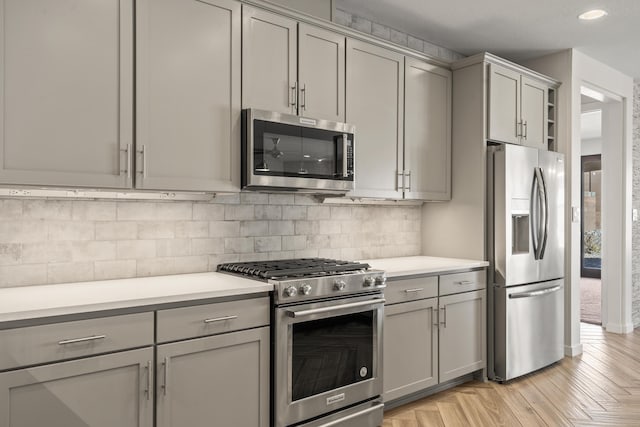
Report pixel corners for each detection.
[0,194,421,287]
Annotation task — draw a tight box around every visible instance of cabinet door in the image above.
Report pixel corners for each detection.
[156,327,269,427]
[242,6,297,114]
[383,298,438,402]
[298,24,345,122]
[346,39,404,199]
[439,290,486,383]
[488,63,520,145]
[136,0,240,192]
[0,348,153,427]
[520,76,548,150]
[404,58,451,200]
[0,0,133,188]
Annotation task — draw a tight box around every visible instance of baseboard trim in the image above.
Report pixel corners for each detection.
[564,343,583,357]
[605,322,634,334]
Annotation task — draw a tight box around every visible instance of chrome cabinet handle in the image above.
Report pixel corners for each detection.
[455,280,474,286]
[404,288,424,293]
[145,361,152,400]
[405,171,412,192]
[286,298,385,318]
[58,334,106,345]
[162,357,169,396]
[516,120,522,137]
[291,82,298,109]
[440,306,447,328]
[120,144,131,179]
[203,315,238,324]
[397,171,404,191]
[433,308,439,327]
[137,145,147,178]
[300,83,307,111]
[523,120,528,139]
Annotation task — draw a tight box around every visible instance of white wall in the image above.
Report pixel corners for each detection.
[525,49,634,355]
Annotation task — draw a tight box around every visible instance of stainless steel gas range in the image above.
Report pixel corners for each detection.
[218,258,386,427]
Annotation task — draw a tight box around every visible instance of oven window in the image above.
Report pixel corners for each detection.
[291,311,374,401]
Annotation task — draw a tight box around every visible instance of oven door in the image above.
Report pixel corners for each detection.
[275,294,384,427]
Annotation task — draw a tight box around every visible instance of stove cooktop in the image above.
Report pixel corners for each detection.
[217,258,371,280]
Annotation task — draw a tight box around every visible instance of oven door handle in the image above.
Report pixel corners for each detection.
[285,298,386,318]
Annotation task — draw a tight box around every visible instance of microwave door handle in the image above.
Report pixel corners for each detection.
[342,134,349,178]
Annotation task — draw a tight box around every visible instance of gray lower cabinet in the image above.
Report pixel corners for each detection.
[155,326,270,427]
[383,298,438,402]
[0,0,134,188]
[0,347,154,427]
[438,289,486,382]
[136,0,240,192]
[383,271,486,403]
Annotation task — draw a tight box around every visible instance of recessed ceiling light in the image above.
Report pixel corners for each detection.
[578,9,608,20]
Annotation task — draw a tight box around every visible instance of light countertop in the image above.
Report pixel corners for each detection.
[361,256,489,278]
[0,272,272,324]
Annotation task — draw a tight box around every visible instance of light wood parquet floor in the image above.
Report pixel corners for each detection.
[383,323,640,426]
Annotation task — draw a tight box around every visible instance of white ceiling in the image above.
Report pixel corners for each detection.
[336,0,640,78]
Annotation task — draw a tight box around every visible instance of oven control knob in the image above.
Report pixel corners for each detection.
[363,277,374,287]
[283,286,298,297]
[374,276,387,286]
[299,284,312,295]
[334,280,346,291]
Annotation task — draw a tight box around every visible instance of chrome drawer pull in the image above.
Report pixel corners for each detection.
[455,280,474,285]
[404,288,424,293]
[58,334,106,345]
[203,315,238,324]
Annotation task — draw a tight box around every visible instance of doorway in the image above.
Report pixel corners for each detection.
[579,101,603,325]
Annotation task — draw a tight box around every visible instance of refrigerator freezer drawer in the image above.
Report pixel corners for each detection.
[494,279,564,381]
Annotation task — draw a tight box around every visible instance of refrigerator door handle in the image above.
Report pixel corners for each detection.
[538,168,550,259]
[530,169,541,259]
[509,285,562,299]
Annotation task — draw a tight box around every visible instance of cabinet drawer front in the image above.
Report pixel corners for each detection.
[156,297,270,342]
[439,270,486,295]
[0,312,154,371]
[385,276,438,305]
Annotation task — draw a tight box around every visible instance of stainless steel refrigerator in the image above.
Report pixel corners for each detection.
[487,144,565,382]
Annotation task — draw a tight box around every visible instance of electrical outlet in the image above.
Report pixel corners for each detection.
[572,207,580,223]
[633,209,638,222]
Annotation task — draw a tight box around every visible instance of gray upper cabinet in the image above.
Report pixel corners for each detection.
[488,62,549,149]
[242,6,297,115]
[242,6,345,122]
[298,24,345,122]
[156,327,270,427]
[520,76,548,150]
[0,0,133,189]
[0,348,153,427]
[404,58,452,201]
[346,39,404,199]
[136,0,240,192]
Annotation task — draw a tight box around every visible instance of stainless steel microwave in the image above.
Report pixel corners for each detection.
[241,109,355,193]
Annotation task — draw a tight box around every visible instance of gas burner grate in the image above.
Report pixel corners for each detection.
[217,258,370,280]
